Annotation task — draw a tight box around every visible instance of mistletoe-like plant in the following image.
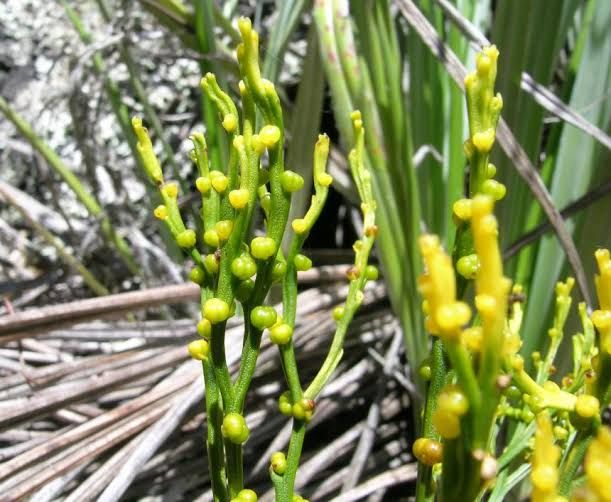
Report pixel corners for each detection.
[132,18,376,502]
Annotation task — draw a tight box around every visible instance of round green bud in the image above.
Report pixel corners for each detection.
[270,323,293,345]
[237,489,257,502]
[232,254,257,280]
[292,398,314,421]
[196,176,211,194]
[418,363,432,382]
[456,254,480,280]
[521,409,535,423]
[481,179,506,201]
[272,260,287,282]
[485,163,497,178]
[176,229,196,248]
[204,230,220,248]
[292,402,306,420]
[278,391,293,416]
[204,253,219,274]
[189,266,205,285]
[187,339,209,361]
[270,452,287,475]
[280,170,304,193]
[365,265,379,281]
[260,193,271,214]
[235,279,255,303]
[251,306,277,330]
[250,236,277,260]
[222,413,249,444]
[332,306,345,321]
[504,385,522,403]
[196,318,212,339]
[293,254,312,272]
[203,298,230,324]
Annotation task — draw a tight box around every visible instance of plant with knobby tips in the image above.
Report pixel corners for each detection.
[132,18,377,502]
[413,45,610,502]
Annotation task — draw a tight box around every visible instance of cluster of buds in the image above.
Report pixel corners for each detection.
[133,17,376,501]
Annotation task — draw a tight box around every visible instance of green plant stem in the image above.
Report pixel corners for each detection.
[273,420,307,502]
[224,441,243,498]
[232,322,263,413]
[210,323,234,407]
[415,339,446,502]
[497,421,535,470]
[558,430,593,496]
[279,343,303,403]
[203,359,229,502]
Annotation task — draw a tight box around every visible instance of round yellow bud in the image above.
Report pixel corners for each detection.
[531,465,558,493]
[215,220,233,241]
[270,451,287,475]
[176,229,197,248]
[154,205,168,220]
[161,182,178,199]
[432,408,461,439]
[229,189,249,209]
[250,236,277,260]
[316,172,333,187]
[203,298,230,324]
[196,176,211,194]
[453,198,472,221]
[259,125,281,148]
[203,230,220,248]
[575,394,599,418]
[210,170,228,193]
[188,339,210,361]
[222,113,238,133]
[197,318,212,338]
[292,219,307,234]
[472,129,496,153]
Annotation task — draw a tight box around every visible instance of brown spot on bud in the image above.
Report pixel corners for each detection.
[365,225,378,237]
[346,266,360,281]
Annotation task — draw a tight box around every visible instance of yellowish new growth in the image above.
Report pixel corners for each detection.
[592,249,611,355]
[132,117,164,184]
[531,412,564,502]
[470,196,510,354]
[418,235,471,340]
[584,426,611,502]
